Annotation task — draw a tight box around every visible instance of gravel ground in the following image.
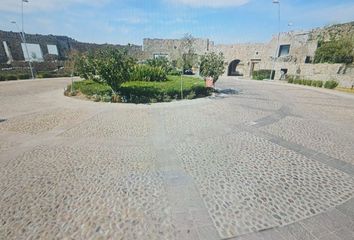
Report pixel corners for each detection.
[0,77,353,240]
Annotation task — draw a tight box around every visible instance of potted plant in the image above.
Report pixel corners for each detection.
[200,52,225,88]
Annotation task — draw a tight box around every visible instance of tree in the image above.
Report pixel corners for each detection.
[199,52,225,83]
[64,50,80,76]
[179,33,197,71]
[75,48,136,92]
[95,48,136,92]
[75,51,98,81]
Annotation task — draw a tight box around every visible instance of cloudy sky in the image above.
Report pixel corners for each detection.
[0,0,353,45]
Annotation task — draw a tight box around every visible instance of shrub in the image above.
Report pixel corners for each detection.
[317,81,324,88]
[294,79,303,85]
[101,95,112,102]
[199,52,225,83]
[111,94,122,103]
[67,76,210,104]
[287,78,294,84]
[18,74,30,80]
[74,80,112,96]
[91,94,101,102]
[252,70,271,80]
[314,38,354,64]
[6,75,18,80]
[0,75,5,81]
[324,80,339,89]
[146,57,172,73]
[312,80,323,88]
[304,80,313,86]
[186,91,196,100]
[168,69,182,76]
[38,72,54,78]
[131,64,167,82]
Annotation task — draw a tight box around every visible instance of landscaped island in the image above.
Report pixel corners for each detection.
[66,75,210,103]
[64,47,225,103]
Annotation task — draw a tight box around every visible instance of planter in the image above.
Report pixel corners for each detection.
[205,76,214,88]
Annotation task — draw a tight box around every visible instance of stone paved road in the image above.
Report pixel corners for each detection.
[0,77,354,240]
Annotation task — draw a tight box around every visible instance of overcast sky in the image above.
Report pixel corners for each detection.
[0,0,353,45]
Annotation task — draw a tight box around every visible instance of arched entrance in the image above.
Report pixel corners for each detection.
[228,59,241,76]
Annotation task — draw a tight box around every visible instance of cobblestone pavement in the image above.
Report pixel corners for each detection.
[1,77,354,240]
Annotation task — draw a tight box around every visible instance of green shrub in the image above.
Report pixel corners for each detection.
[6,75,18,80]
[312,80,323,88]
[317,81,324,88]
[304,80,313,86]
[18,74,30,80]
[146,57,172,73]
[38,72,54,78]
[293,79,301,84]
[68,76,210,104]
[101,95,112,102]
[288,78,324,88]
[0,75,5,81]
[324,80,339,89]
[168,69,182,76]
[314,38,354,64]
[252,70,271,80]
[91,94,102,102]
[186,91,196,100]
[131,64,167,82]
[74,80,112,96]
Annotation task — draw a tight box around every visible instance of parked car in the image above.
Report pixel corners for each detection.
[184,69,194,75]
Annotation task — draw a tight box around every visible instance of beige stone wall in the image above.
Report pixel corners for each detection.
[143,38,211,61]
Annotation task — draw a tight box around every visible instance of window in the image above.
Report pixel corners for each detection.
[47,45,59,55]
[153,53,168,59]
[305,56,312,64]
[21,43,43,62]
[278,44,290,57]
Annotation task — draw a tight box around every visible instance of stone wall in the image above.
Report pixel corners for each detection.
[216,22,354,87]
[143,38,212,61]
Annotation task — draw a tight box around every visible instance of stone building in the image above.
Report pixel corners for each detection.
[143,22,354,87]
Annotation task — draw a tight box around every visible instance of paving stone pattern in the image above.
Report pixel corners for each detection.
[0,77,354,240]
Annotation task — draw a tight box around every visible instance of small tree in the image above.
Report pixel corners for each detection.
[200,52,225,84]
[75,48,136,93]
[75,51,98,81]
[179,33,197,72]
[95,48,136,92]
[64,50,80,76]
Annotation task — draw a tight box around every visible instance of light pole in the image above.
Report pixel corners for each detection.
[18,0,35,79]
[269,0,280,80]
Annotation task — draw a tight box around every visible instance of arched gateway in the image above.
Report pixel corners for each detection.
[228,59,241,76]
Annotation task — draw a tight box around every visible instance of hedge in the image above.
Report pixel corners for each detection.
[252,70,271,80]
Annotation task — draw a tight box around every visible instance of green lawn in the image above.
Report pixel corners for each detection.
[69,75,211,103]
